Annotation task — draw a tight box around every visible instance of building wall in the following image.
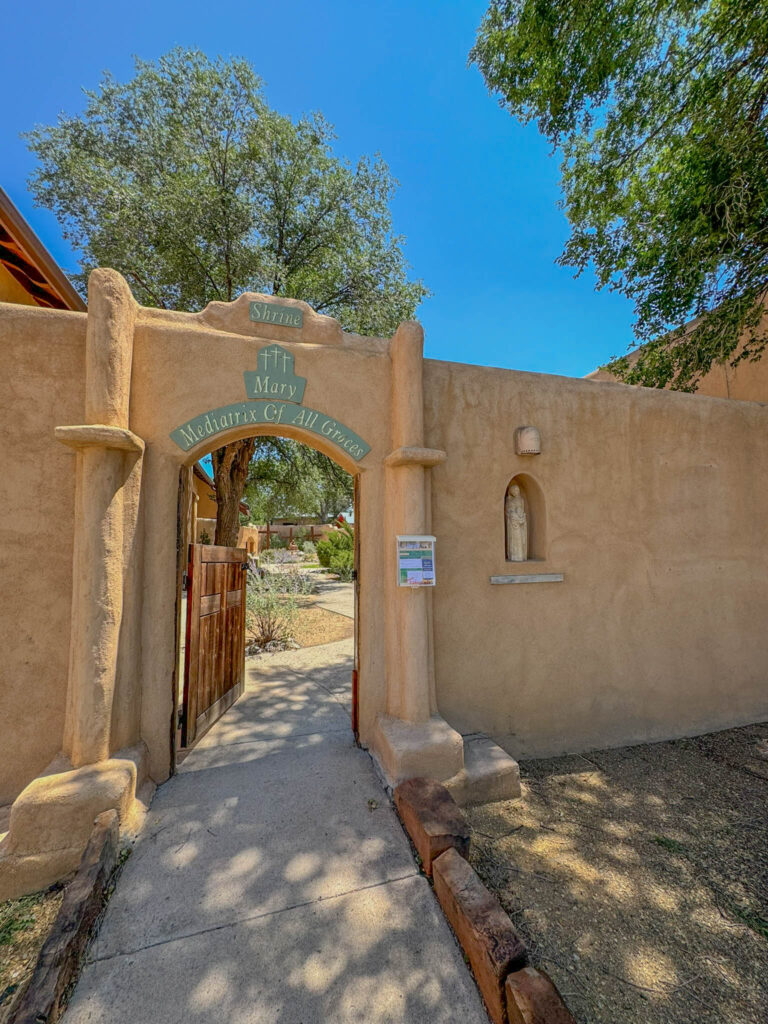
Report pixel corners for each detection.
[192,473,217,518]
[0,303,86,802]
[426,362,768,756]
[588,306,768,403]
[1,292,767,806]
[0,264,37,307]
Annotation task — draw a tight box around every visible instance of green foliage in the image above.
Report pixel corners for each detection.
[25,48,427,333]
[652,835,688,856]
[198,530,212,545]
[245,437,353,523]
[0,893,40,946]
[472,1,768,389]
[316,522,354,569]
[246,572,297,646]
[328,548,354,581]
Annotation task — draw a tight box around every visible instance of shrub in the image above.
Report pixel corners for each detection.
[329,549,354,581]
[271,566,316,595]
[301,540,317,559]
[246,573,297,646]
[199,529,211,545]
[316,521,354,567]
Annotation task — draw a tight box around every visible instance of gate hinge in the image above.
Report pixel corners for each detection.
[182,572,190,590]
[351,569,358,581]
[177,706,186,730]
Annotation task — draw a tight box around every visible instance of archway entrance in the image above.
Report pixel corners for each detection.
[173,433,360,761]
[45,273,466,819]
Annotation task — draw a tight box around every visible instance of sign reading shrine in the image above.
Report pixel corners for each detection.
[249,301,303,328]
[169,343,371,462]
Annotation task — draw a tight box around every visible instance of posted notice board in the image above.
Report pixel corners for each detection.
[397,535,436,587]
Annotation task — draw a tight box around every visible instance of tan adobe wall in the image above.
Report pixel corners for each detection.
[192,473,217,518]
[589,306,768,403]
[425,362,768,756]
[2,283,767,818]
[0,303,86,802]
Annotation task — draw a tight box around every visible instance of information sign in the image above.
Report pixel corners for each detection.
[397,535,436,587]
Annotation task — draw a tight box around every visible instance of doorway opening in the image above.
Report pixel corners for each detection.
[172,433,359,768]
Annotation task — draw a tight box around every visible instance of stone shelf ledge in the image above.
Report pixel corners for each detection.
[384,445,447,468]
[55,424,145,453]
[490,573,564,585]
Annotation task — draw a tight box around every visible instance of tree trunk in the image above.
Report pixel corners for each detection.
[210,438,256,547]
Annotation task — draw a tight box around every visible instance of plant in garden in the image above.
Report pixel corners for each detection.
[316,522,353,567]
[316,521,355,580]
[246,572,297,647]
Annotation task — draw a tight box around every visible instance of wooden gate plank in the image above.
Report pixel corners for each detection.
[183,544,248,748]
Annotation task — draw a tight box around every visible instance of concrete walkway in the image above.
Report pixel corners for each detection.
[312,574,355,619]
[65,639,487,1023]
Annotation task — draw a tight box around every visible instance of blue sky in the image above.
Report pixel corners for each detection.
[2,0,636,377]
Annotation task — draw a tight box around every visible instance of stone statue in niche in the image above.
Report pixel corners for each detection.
[505,483,528,562]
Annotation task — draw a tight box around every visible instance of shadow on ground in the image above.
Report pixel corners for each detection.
[63,638,486,1024]
[467,722,768,1024]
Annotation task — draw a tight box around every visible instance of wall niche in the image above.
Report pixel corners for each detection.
[504,474,546,562]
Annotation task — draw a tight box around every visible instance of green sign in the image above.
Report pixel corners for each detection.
[249,300,303,328]
[243,344,306,403]
[171,402,371,462]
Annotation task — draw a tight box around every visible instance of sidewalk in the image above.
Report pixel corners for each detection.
[64,639,487,1023]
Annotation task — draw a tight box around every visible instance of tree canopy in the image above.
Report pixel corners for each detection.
[26,48,426,333]
[244,439,353,524]
[472,0,768,390]
[26,48,426,544]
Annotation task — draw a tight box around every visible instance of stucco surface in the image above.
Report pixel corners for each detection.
[3,283,768,850]
[0,303,86,803]
[425,360,768,755]
[128,297,393,782]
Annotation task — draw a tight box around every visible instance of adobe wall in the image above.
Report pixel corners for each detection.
[588,305,768,403]
[426,362,768,755]
[128,298,393,782]
[2,285,767,811]
[0,304,86,803]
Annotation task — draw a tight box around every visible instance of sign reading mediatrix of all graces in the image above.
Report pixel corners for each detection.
[170,343,371,462]
[249,300,303,328]
[397,536,436,587]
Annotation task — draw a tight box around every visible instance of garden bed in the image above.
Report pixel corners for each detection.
[0,886,64,1021]
[465,722,768,1024]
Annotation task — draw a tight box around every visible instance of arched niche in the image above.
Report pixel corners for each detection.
[504,473,547,562]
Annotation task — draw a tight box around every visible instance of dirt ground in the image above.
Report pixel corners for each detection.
[0,885,63,1021]
[466,722,768,1024]
[291,597,353,647]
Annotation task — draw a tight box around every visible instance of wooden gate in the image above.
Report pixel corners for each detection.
[182,544,247,747]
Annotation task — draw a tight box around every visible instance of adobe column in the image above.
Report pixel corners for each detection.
[373,321,464,786]
[57,269,144,767]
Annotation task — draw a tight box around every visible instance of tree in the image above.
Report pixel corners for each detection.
[244,438,353,524]
[26,49,426,541]
[471,0,768,390]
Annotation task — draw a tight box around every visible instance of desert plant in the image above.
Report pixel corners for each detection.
[301,540,317,560]
[199,530,211,545]
[246,573,297,646]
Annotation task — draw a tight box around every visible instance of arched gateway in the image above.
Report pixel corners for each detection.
[3,268,768,900]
